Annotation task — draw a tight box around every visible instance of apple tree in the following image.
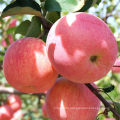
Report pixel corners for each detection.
[0,0,120,120]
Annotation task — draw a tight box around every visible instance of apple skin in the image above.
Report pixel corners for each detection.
[3,37,58,93]
[9,19,17,28]
[0,105,13,120]
[45,77,100,120]
[112,58,120,73]
[7,94,22,112]
[46,12,118,83]
[11,110,23,120]
[42,103,49,118]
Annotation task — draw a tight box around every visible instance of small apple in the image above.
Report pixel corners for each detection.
[46,12,118,83]
[112,58,120,73]
[1,34,14,47]
[7,94,22,112]
[1,40,7,47]
[45,77,100,120]
[3,37,58,93]
[11,110,23,120]
[42,103,49,118]
[0,105,13,120]
[9,19,17,28]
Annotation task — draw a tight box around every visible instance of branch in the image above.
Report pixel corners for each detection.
[85,83,120,119]
[0,87,45,98]
[103,0,120,23]
[38,16,52,38]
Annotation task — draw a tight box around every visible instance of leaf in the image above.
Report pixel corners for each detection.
[96,0,102,5]
[0,55,4,61]
[45,0,77,12]
[46,11,60,23]
[113,101,120,120]
[0,0,41,19]
[42,33,48,43]
[109,26,116,33]
[103,84,115,93]
[6,27,17,34]
[26,16,41,38]
[15,20,31,36]
[74,0,93,12]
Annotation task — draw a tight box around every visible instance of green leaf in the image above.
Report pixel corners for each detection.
[0,51,5,56]
[113,101,120,120]
[46,11,60,23]
[96,0,102,5]
[74,0,93,12]
[6,27,17,34]
[0,0,41,19]
[26,16,41,38]
[109,26,116,33]
[0,55,4,61]
[45,0,77,12]
[103,84,115,93]
[15,20,31,36]
[42,33,48,43]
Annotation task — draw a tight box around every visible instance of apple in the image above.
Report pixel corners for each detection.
[45,77,100,120]
[3,37,58,93]
[1,34,14,47]
[46,12,118,83]
[0,105,13,120]
[112,58,120,73]
[1,40,7,47]
[11,110,23,120]
[7,94,22,112]
[42,103,49,118]
[9,19,17,28]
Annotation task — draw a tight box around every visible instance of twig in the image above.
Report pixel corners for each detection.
[103,0,120,22]
[0,87,45,98]
[85,83,120,119]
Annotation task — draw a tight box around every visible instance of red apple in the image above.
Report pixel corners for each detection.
[1,34,14,47]
[3,37,58,93]
[9,19,17,28]
[46,12,118,83]
[7,94,22,112]
[45,77,100,120]
[11,110,23,120]
[42,103,49,118]
[0,105,13,120]
[1,40,7,47]
[112,58,120,73]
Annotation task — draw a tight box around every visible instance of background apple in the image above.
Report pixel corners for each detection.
[11,109,23,120]
[0,105,13,120]
[42,103,49,118]
[112,58,120,73]
[7,94,22,112]
[45,77,100,120]
[3,37,58,93]
[46,12,118,83]
[9,18,17,28]
[1,34,14,47]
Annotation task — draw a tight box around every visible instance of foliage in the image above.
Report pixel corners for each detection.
[0,0,120,120]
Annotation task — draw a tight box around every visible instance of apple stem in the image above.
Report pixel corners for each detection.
[85,83,120,119]
[113,65,120,67]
